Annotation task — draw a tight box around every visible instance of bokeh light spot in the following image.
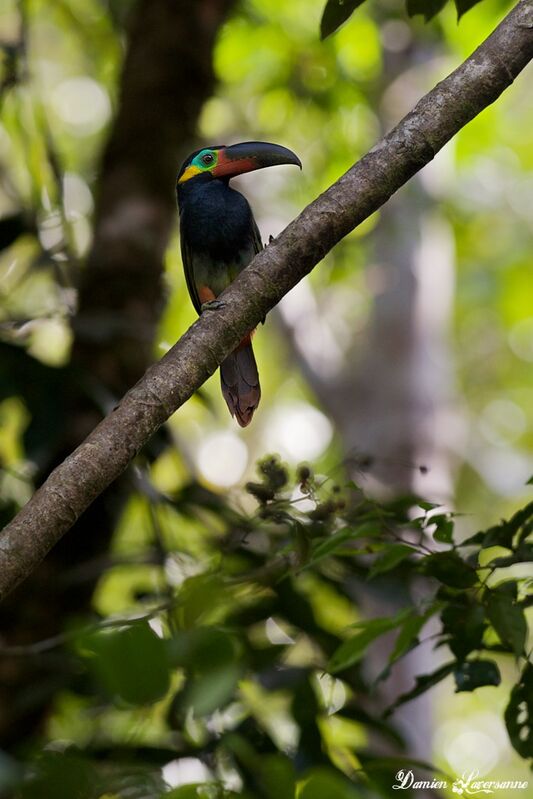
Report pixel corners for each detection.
[63,172,93,218]
[266,402,333,463]
[52,77,111,135]
[509,317,533,362]
[196,430,248,487]
[479,398,527,446]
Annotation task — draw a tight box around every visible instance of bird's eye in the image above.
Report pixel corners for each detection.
[202,153,214,165]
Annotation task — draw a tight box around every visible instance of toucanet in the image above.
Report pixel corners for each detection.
[176,141,301,426]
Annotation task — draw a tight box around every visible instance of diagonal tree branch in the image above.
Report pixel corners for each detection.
[1,0,532,601]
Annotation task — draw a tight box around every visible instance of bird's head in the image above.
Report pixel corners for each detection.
[177,141,302,186]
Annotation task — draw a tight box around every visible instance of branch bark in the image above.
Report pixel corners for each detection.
[1,0,532,601]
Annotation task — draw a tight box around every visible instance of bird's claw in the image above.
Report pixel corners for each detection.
[201,299,225,312]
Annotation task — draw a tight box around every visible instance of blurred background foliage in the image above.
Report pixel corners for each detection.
[0,0,532,797]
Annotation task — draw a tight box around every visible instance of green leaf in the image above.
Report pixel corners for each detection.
[458,530,486,547]
[83,621,170,706]
[368,543,416,579]
[187,664,240,717]
[421,551,478,588]
[517,521,533,547]
[417,501,441,511]
[320,0,366,40]
[527,475,533,485]
[441,601,485,660]
[222,737,295,799]
[385,662,455,716]
[431,514,455,545]
[310,526,365,563]
[359,756,451,793]
[167,627,236,670]
[172,574,230,629]
[406,0,447,21]
[454,660,501,692]
[485,583,527,657]
[474,503,533,551]
[20,751,100,799]
[163,786,222,799]
[505,663,533,759]
[328,609,411,673]
[483,524,514,550]
[168,628,241,717]
[299,767,361,799]
[374,605,440,685]
[509,500,533,542]
[255,754,296,799]
[389,604,439,666]
[454,0,484,20]
[487,544,533,568]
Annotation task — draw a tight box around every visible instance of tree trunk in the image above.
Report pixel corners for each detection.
[0,0,234,750]
[278,30,458,767]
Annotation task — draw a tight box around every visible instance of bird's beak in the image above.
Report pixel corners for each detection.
[212,141,302,179]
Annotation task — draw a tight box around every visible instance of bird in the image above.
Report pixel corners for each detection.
[176,141,301,427]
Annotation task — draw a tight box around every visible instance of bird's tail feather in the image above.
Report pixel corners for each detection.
[220,336,260,427]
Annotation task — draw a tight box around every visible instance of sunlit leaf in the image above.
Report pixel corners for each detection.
[172,574,230,629]
[487,545,533,568]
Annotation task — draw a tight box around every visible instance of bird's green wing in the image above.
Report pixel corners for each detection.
[180,234,202,315]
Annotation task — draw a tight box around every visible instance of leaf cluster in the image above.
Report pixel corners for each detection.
[320,0,486,39]
[5,460,532,797]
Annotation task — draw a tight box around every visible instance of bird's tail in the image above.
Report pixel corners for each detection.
[220,334,260,427]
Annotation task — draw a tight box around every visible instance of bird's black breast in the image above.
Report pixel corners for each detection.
[178,179,256,261]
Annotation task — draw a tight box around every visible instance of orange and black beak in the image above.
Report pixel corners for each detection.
[212,141,302,180]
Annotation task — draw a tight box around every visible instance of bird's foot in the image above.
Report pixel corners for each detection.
[201,299,225,312]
